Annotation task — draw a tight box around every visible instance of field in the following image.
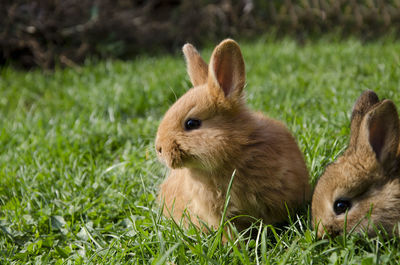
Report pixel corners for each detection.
[1,38,400,264]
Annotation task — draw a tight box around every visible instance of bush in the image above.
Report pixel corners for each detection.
[1,0,400,68]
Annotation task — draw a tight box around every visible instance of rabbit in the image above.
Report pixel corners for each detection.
[312,90,400,238]
[155,39,311,232]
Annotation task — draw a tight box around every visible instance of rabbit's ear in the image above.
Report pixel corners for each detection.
[358,100,400,168]
[207,39,245,102]
[349,90,379,147]
[183,43,208,87]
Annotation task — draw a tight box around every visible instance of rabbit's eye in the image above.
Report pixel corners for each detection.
[184,118,201,130]
[333,199,352,215]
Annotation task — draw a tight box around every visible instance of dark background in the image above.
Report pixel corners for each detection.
[1,0,399,69]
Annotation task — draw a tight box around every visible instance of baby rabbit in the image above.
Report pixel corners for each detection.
[312,90,400,237]
[156,39,310,231]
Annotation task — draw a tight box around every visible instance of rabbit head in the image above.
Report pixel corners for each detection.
[155,39,250,172]
[312,90,400,237]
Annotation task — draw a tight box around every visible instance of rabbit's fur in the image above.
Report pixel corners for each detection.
[156,39,311,231]
[312,90,400,237]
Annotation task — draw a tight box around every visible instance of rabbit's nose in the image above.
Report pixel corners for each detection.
[156,145,162,154]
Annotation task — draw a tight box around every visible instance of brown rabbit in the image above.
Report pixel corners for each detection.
[312,90,400,238]
[155,39,311,231]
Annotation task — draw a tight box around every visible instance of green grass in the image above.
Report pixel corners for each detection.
[1,37,400,264]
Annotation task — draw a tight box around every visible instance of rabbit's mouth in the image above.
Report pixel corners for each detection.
[315,220,343,238]
[169,156,185,169]
[166,152,198,169]
[157,155,182,169]
[156,137,190,169]
[160,149,190,169]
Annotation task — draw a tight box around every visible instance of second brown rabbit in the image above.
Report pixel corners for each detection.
[312,90,400,237]
[155,39,311,232]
